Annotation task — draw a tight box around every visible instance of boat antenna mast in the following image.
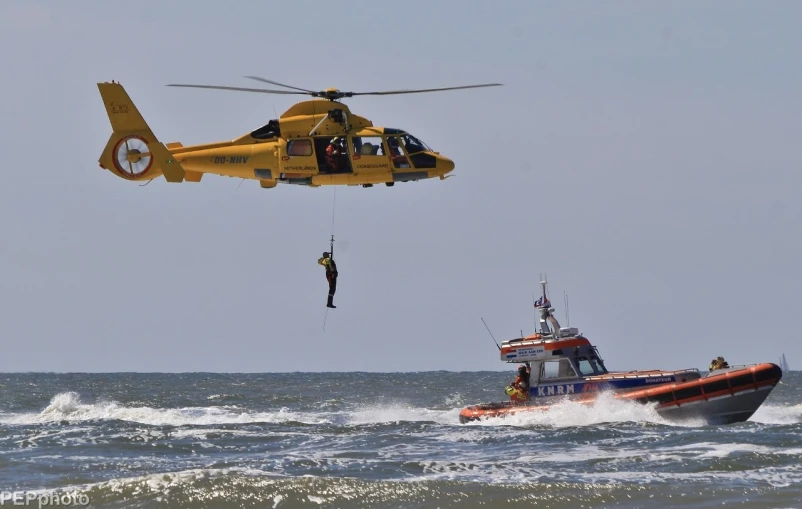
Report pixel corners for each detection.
[536,273,562,337]
[481,318,501,351]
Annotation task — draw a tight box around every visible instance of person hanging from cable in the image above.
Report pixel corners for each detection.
[318,239,338,308]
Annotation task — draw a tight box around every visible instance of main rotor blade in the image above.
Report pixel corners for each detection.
[351,83,503,96]
[243,76,316,93]
[166,84,309,95]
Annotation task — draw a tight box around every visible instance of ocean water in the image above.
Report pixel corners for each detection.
[0,371,800,508]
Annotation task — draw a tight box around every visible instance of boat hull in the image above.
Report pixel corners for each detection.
[459,363,782,425]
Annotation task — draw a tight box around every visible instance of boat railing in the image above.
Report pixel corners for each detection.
[585,368,700,380]
[503,334,585,346]
[707,363,760,372]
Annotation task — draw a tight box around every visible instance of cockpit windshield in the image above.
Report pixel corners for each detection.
[399,133,431,154]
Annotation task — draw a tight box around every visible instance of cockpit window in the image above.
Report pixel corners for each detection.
[386,136,411,168]
[400,133,430,154]
[352,136,384,156]
[287,139,312,156]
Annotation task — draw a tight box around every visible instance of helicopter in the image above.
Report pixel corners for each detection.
[96,77,502,189]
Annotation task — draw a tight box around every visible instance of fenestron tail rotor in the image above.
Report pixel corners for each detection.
[113,135,153,178]
[166,77,503,101]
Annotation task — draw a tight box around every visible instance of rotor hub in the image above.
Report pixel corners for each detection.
[112,135,153,178]
[126,148,143,164]
[317,88,352,101]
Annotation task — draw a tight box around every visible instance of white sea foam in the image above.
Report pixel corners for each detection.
[1,392,465,428]
[341,402,461,426]
[0,392,328,427]
[748,403,802,425]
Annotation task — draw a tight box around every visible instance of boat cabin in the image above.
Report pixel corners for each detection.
[501,330,609,387]
[500,279,609,387]
[499,280,703,395]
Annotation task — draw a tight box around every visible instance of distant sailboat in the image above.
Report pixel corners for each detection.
[779,353,790,372]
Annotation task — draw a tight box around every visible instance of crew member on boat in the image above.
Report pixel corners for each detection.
[505,364,531,403]
[709,356,730,371]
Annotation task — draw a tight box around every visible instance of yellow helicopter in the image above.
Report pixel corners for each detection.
[96,77,502,189]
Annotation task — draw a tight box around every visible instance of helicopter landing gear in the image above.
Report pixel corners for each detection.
[362,184,373,188]
[385,182,394,187]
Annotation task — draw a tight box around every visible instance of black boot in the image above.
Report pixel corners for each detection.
[327,295,336,308]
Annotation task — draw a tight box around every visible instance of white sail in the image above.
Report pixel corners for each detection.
[780,353,789,372]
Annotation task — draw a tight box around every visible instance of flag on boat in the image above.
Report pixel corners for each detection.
[534,297,551,308]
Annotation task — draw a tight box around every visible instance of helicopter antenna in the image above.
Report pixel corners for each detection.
[481,317,501,351]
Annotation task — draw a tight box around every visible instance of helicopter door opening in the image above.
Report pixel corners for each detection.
[385,135,411,169]
[314,137,352,175]
[350,135,391,175]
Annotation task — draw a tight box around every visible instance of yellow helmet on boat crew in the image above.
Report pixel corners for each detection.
[505,385,516,396]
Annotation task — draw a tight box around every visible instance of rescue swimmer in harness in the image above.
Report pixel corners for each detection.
[318,238,338,309]
[505,363,531,403]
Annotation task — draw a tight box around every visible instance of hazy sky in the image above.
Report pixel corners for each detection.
[1,1,800,372]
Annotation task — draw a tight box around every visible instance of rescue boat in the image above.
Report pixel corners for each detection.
[459,280,783,425]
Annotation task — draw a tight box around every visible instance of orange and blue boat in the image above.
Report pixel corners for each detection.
[459,280,783,425]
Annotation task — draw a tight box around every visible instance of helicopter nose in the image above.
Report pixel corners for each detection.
[438,156,455,174]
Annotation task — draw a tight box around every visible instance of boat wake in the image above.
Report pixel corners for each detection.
[0,392,465,428]
[2,389,798,431]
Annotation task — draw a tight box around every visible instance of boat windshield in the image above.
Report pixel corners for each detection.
[592,348,609,374]
[573,350,609,375]
[575,357,598,376]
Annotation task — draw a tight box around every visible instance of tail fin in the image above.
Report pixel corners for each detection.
[97,82,186,183]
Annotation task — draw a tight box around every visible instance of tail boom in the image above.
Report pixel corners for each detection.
[97,82,186,183]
